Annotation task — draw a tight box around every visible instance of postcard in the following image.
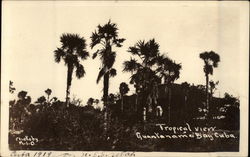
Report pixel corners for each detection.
[1,1,249,157]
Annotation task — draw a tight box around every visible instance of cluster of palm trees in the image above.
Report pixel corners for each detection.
[53,20,220,134]
[53,20,125,134]
[122,39,182,122]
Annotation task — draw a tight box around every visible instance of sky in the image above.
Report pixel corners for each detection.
[2,1,249,105]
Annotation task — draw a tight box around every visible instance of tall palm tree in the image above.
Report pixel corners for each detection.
[123,39,161,121]
[119,82,130,112]
[199,51,220,117]
[155,54,181,123]
[90,20,125,134]
[54,33,89,107]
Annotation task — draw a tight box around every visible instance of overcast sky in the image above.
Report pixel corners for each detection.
[2,1,249,105]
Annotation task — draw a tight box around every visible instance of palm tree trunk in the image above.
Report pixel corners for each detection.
[47,95,50,103]
[205,73,209,119]
[121,94,124,112]
[103,71,109,136]
[135,94,138,112]
[184,95,187,122]
[66,64,73,107]
[168,87,171,124]
[103,43,111,137]
[164,78,171,124]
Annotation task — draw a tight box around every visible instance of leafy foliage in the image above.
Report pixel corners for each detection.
[9,80,240,151]
[9,81,16,94]
[119,82,130,96]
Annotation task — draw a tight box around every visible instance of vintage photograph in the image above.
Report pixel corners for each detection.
[1,1,249,156]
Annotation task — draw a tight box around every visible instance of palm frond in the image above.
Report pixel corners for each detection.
[123,58,141,72]
[199,51,210,60]
[136,40,147,56]
[128,46,140,56]
[60,33,86,51]
[147,57,158,67]
[130,39,160,60]
[99,20,118,40]
[156,54,171,66]
[114,38,126,47]
[147,39,159,57]
[90,31,101,49]
[130,73,141,84]
[209,51,220,67]
[109,68,117,78]
[96,67,106,83]
[54,48,65,63]
[92,50,99,59]
[75,63,85,79]
[77,50,89,60]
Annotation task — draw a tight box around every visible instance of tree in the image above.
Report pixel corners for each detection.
[209,80,219,97]
[45,88,52,103]
[223,93,240,130]
[181,82,190,121]
[9,81,16,94]
[119,82,130,112]
[54,33,89,107]
[10,91,31,129]
[156,54,181,84]
[123,39,161,121]
[36,96,46,104]
[17,91,31,103]
[90,20,125,134]
[155,54,181,123]
[87,98,94,106]
[87,97,99,108]
[199,51,220,118]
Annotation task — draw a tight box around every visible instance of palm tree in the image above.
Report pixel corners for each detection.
[119,82,130,112]
[54,33,89,107]
[45,88,52,103]
[90,20,125,134]
[155,54,181,123]
[36,96,46,104]
[209,80,219,97]
[181,82,190,122]
[199,51,220,117]
[123,39,161,121]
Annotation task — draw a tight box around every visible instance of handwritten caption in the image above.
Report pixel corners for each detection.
[136,123,237,141]
[10,151,136,157]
